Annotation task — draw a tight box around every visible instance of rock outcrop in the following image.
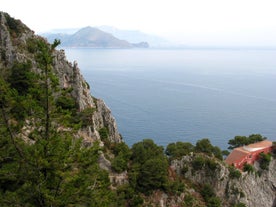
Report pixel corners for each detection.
[171,154,276,207]
[0,12,121,144]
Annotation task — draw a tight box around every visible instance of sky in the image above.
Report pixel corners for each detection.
[2,0,276,47]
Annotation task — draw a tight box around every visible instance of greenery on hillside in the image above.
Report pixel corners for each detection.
[0,13,275,206]
[0,38,116,206]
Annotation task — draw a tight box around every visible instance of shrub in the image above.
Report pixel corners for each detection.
[111,154,128,173]
[229,166,242,179]
[232,202,247,207]
[243,163,254,173]
[56,95,76,111]
[167,179,185,195]
[78,107,96,127]
[99,127,109,140]
[192,156,205,170]
[165,141,194,160]
[200,184,221,207]
[259,153,271,170]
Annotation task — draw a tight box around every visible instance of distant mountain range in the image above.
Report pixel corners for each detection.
[97,26,172,48]
[42,26,149,48]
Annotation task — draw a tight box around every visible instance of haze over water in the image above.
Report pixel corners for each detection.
[65,48,276,150]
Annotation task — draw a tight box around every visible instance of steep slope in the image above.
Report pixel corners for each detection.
[1,12,275,207]
[0,12,121,144]
[171,154,276,207]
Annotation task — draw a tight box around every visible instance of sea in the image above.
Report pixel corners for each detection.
[64,48,276,150]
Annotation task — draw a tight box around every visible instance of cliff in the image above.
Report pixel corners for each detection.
[1,12,275,207]
[0,12,121,144]
[171,154,276,207]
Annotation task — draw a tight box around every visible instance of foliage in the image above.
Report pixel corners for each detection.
[243,163,254,173]
[111,142,131,173]
[192,156,205,170]
[4,13,26,36]
[184,194,195,206]
[228,134,266,149]
[78,107,96,127]
[99,127,109,140]
[200,184,221,207]
[195,139,223,160]
[222,150,230,156]
[137,157,168,194]
[192,155,219,174]
[232,202,247,207]
[131,139,164,165]
[228,166,242,179]
[8,61,33,95]
[165,141,194,160]
[129,139,168,194]
[167,179,185,195]
[259,153,271,170]
[56,95,76,111]
[0,39,116,206]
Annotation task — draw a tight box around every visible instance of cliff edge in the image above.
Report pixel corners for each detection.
[0,11,121,145]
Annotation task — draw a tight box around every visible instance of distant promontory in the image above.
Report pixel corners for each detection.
[43,26,149,48]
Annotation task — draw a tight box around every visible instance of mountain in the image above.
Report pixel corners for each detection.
[43,26,149,48]
[98,25,172,48]
[0,12,275,207]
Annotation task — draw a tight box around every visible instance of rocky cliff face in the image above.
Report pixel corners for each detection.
[0,12,121,144]
[171,155,276,207]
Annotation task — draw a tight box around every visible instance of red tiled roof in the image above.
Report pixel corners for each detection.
[225,140,273,165]
[225,148,249,165]
[246,140,272,148]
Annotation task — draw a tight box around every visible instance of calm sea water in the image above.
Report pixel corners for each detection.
[64,48,276,150]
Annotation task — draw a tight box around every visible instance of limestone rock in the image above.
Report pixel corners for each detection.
[171,155,276,207]
[0,11,122,145]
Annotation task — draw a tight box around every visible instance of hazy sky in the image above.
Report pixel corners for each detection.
[2,0,276,46]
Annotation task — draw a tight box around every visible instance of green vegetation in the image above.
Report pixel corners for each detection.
[0,39,116,206]
[200,184,221,207]
[111,142,131,173]
[192,155,219,175]
[129,139,168,194]
[228,166,242,179]
[1,13,274,206]
[4,13,26,36]
[165,141,194,160]
[165,138,223,161]
[232,203,247,207]
[259,152,272,170]
[243,163,254,173]
[228,134,266,149]
[195,138,223,160]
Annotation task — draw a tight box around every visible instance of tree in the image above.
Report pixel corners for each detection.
[200,184,221,207]
[228,136,248,149]
[195,138,222,160]
[111,142,131,173]
[165,141,194,160]
[129,139,168,194]
[228,134,266,150]
[0,39,116,206]
[137,157,168,194]
[131,139,164,165]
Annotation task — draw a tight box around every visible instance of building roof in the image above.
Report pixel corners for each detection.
[225,140,273,165]
[225,148,249,165]
[246,140,272,149]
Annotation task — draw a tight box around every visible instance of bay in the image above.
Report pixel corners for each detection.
[64,48,276,150]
